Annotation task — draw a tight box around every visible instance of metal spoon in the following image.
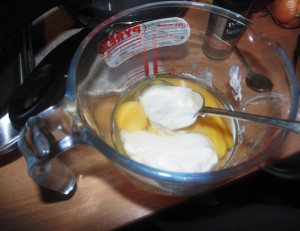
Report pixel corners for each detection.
[200,105,300,134]
[144,85,300,134]
[234,46,273,92]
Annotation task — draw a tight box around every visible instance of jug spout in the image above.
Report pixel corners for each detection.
[18,101,81,194]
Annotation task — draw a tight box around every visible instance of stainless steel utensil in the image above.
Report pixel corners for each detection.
[200,106,300,134]
[234,46,273,92]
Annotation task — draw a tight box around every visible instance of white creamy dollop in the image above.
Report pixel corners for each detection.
[121,130,218,173]
[140,85,203,130]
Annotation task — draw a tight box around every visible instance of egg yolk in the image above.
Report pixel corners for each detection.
[116,101,148,131]
[189,117,227,159]
[164,78,233,157]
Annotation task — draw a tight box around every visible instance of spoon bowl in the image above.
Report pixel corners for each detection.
[234,46,273,92]
[245,73,273,92]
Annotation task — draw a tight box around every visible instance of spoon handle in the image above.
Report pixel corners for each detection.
[201,107,300,134]
[233,46,251,70]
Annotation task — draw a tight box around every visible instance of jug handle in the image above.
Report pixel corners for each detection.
[18,100,81,195]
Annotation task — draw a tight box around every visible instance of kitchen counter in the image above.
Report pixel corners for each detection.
[1,10,300,231]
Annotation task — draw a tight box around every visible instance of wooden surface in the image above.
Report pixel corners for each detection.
[1,9,300,231]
